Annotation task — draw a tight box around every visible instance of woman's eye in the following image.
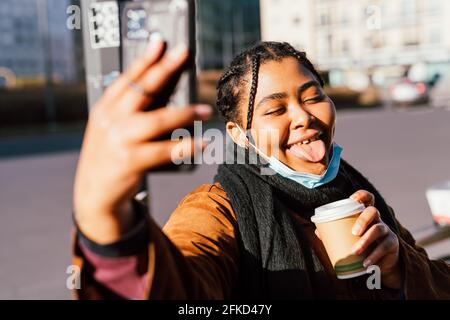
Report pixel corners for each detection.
[303,94,325,104]
[264,107,285,116]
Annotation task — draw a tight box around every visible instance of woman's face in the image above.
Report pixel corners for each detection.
[227,57,336,175]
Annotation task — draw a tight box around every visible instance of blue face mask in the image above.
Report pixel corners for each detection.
[236,125,343,189]
[267,142,343,189]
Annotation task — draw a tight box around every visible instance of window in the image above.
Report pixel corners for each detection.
[428,28,441,44]
[15,34,24,45]
[318,35,331,56]
[2,33,14,45]
[401,0,416,17]
[318,8,330,26]
[340,9,349,24]
[364,33,383,49]
[320,14,330,25]
[427,0,441,14]
[342,39,349,53]
[373,33,384,49]
[292,16,301,25]
[403,28,419,47]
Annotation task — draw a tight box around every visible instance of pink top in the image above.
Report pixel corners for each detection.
[78,240,148,300]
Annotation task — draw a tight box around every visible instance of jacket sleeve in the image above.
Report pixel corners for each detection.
[389,206,450,299]
[72,184,239,300]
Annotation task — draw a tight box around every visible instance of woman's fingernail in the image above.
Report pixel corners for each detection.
[352,225,361,236]
[363,259,372,268]
[352,243,360,254]
[145,35,163,55]
[168,45,188,60]
[194,104,213,119]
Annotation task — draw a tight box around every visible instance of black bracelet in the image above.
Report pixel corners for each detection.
[73,200,151,257]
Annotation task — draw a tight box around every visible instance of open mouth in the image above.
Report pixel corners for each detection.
[286,132,327,163]
[287,131,324,147]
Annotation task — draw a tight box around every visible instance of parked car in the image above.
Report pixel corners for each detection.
[430,74,450,108]
[389,78,429,105]
[415,181,450,264]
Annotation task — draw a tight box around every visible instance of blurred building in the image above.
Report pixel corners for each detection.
[0,0,260,84]
[0,0,82,87]
[46,0,85,84]
[260,0,450,89]
[260,0,317,58]
[197,0,261,70]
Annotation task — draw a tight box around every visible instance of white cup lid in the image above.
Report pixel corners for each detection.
[311,198,365,224]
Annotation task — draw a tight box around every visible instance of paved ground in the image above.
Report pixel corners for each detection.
[1,105,450,299]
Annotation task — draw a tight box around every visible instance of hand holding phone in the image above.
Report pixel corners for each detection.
[74,39,211,244]
[120,0,197,172]
[120,0,196,110]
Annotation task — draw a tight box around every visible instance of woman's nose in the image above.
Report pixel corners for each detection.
[288,103,314,130]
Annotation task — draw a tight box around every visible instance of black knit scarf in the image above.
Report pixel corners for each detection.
[214,143,399,299]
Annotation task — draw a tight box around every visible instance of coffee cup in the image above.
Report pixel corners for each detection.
[311,198,367,279]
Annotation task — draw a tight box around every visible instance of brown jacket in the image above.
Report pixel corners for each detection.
[73,183,450,299]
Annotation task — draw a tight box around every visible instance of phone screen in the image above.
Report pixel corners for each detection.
[120,0,195,109]
[119,0,197,172]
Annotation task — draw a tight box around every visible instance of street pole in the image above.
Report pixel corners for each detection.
[37,0,57,129]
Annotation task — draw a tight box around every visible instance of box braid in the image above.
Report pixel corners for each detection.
[246,54,260,132]
[216,41,324,132]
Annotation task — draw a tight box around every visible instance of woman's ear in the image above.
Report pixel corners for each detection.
[226,121,247,148]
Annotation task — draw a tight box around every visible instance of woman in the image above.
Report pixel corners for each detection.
[73,40,450,299]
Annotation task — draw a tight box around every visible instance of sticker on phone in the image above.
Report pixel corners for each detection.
[89,1,120,49]
[125,7,149,41]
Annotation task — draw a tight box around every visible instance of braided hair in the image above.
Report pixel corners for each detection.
[216,41,324,131]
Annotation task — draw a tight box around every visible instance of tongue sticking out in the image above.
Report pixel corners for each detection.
[289,140,327,163]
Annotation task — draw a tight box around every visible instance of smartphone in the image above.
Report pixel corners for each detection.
[120,0,196,109]
[119,0,197,171]
[82,0,197,172]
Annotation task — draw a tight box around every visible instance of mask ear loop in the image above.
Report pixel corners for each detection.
[235,124,271,163]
